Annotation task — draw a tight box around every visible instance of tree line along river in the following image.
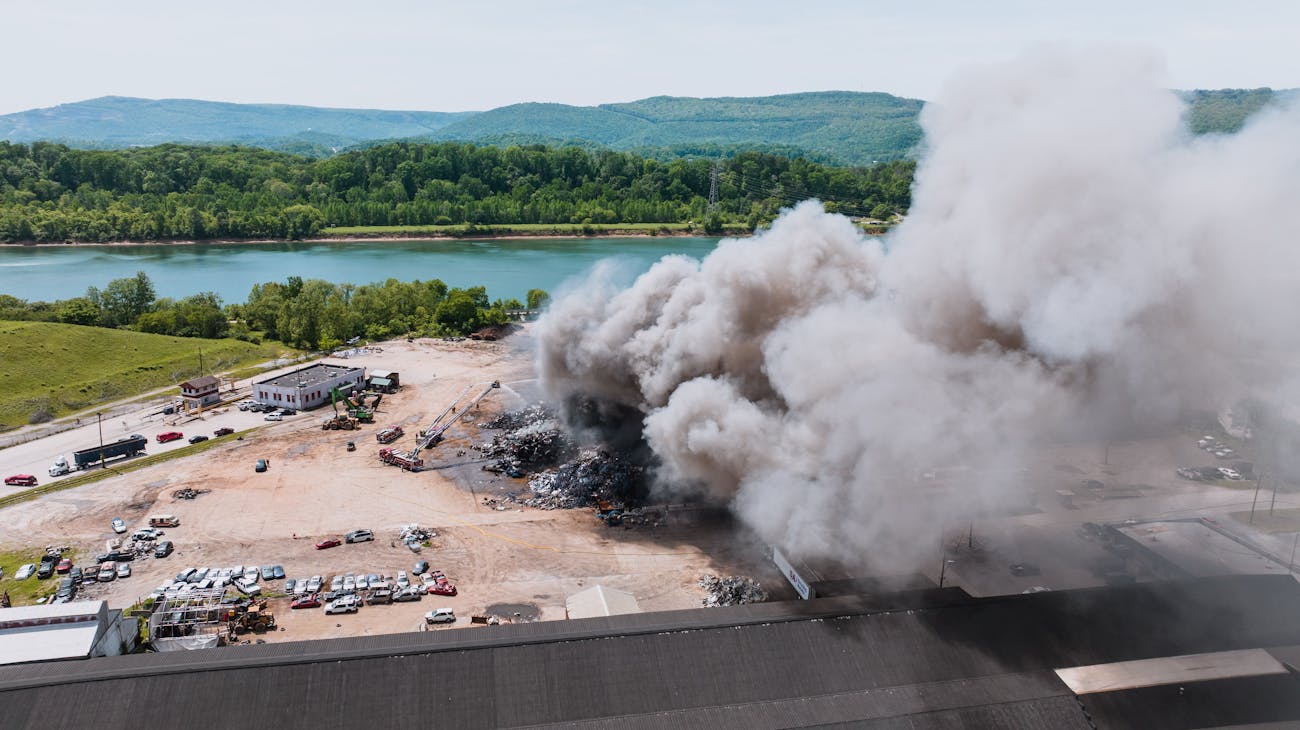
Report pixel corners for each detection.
[0,237,723,304]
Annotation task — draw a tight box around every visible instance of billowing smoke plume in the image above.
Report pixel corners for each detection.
[536,48,1300,570]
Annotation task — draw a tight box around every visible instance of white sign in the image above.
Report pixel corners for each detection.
[772,548,815,600]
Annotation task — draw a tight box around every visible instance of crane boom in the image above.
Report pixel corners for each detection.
[411,380,500,458]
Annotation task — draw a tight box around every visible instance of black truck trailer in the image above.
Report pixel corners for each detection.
[73,434,148,469]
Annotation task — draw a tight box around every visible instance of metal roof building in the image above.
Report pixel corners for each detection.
[2,576,1300,728]
[253,362,365,411]
[0,601,132,666]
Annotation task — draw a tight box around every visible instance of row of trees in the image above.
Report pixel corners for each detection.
[0,271,550,348]
[0,141,914,242]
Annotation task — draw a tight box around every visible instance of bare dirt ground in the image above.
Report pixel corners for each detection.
[0,329,782,641]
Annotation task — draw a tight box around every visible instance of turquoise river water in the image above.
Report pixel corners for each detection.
[0,237,724,304]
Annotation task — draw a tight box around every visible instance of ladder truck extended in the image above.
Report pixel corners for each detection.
[378,381,499,471]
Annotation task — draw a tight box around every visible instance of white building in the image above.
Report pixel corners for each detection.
[253,363,366,411]
[565,585,642,620]
[0,601,135,665]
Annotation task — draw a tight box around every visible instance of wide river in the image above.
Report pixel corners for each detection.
[0,237,724,304]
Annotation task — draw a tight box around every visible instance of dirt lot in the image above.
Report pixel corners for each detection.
[0,329,781,641]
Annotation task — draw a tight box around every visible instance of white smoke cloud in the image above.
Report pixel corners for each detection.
[536,47,1300,571]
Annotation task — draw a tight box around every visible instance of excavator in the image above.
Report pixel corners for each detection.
[379,381,499,471]
[321,387,359,430]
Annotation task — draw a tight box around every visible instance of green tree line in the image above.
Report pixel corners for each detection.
[0,271,547,348]
[0,141,914,242]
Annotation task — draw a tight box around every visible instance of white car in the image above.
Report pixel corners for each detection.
[265,413,283,421]
[355,574,370,590]
[116,563,132,579]
[324,596,361,614]
[343,575,356,593]
[111,518,127,534]
[307,575,323,593]
[330,575,343,592]
[424,608,456,624]
[396,571,410,588]
[243,567,259,584]
[14,563,36,580]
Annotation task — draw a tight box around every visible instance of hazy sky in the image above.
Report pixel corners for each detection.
[4,0,1298,115]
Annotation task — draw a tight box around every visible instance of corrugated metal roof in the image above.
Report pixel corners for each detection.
[1,576,1299,729]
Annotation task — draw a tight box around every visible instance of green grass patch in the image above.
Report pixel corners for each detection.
[0,547,75,606]
[0,430,253,511]
[0,321,296,430]
[321,222,751,237]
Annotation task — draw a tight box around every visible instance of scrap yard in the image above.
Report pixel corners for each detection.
[0,329,778,644]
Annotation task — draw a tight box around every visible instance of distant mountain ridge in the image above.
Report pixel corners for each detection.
[0,89,1292,166]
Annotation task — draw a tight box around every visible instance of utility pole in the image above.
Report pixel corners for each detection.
[1250,475,1262,524]
[708,162,719,210]
[96,411,105,469]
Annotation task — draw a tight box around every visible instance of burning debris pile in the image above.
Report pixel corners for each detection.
[524,449,644,509]
[698,575,768,607]
[172,488,212,500]
[477,404,574,477]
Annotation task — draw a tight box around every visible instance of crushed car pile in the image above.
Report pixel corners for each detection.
[698,575,768,607]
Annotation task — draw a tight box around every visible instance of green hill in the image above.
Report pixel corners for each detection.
[0,96,476,152]
[429,91,925,165]
[0,321,291,429]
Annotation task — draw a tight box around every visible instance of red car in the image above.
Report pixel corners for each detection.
[156,431,184,444]
[315,538,342,550]
[214,427,235,437]
[291,593,322,609]
[427,570,457,596]
[56,558,73,574]
[4,474,37,486]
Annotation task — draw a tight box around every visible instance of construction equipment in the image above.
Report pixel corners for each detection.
[232,598,276,633]
[376,425,404,444]
[378,382,498,472]
[322,387,360,430]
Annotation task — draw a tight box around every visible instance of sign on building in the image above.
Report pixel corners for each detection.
[772,548,816,600]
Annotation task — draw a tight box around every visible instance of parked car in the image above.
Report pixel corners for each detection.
[306,575,323,593]
[132,528,161,541]
[238,402,251,411]
[272,565,285,580]
[243,567,259,584]
[176,568,197,583]
[393,586,422,603]
[315,538,342,550]
[214,427,235,437]
[414,560,429,575]
[280,409,297,416]
[98,562,117,582]
[396,571,410,588]
[264,413,283,422]
[154,541,174,558]
[156,431,184,444]
[255,459,268,473]
[14,563,36,580]
[330,575,344,592]
[56,578,77,601]
[4,474,37,486]
[70,566,83,583]
[188,435,209,444]
[56,558,72,574]
[37,561,56,579]
[111,517,127,534]
[345,529,373,543]
[292,594,321,609]
[234,579,262,596]
[426,571,457,596]
[116,563,131,579]
[285,578,297,594]
[324,595,361,614]
[424,608,456,624]
[260,565,275,581]
[356,574,370,590]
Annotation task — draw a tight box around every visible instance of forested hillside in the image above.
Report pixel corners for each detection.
[0,141,915,242]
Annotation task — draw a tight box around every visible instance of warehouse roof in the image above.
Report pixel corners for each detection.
[256,362,364,389]
[0,601,106,666]
[2,576,1300,729]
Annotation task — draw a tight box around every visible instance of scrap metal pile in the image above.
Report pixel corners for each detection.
[698,575,768,607]
[172,488,212,500]
[476,404,575,477]
[524,449,645,510]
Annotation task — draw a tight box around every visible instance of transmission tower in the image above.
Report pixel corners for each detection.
[708,162,720,210]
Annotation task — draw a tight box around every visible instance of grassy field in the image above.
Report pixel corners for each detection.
[321,222,752,237]
[0,321,294,430]
[0,547,75,605]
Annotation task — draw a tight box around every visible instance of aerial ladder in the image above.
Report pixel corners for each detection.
[379,381,499,471]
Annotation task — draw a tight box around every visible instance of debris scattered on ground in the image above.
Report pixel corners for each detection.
[476,404,574,477]
[172,488,212,500]
[524,449,644,509]
[698,575,768,607]
[469,323,520,341]
[399,524,434,552]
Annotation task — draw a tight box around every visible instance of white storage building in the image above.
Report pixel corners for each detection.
[0,600,135,666]
[253,363,366,411]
